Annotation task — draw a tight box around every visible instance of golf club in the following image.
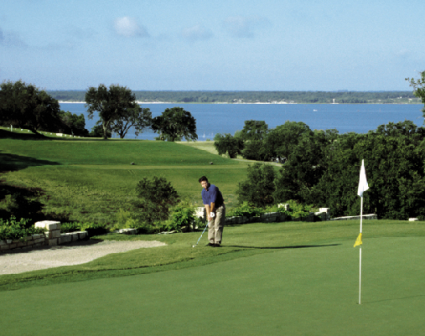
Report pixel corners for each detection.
[192,222,209,248]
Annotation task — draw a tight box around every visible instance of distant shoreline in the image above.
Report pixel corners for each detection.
[58,101,421,105]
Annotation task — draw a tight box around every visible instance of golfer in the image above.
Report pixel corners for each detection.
[199,176,225,247]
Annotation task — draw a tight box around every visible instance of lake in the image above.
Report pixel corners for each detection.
[59,103,424,140]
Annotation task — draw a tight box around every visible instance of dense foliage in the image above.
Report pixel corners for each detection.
[214,133,244,158]
[236,119,425,219]
[0,80,88,135]
[237,163,276,207]
[85,84,145,139]
[134,177,180,232]
[0,80,61,133]
[152,107,197,141]
[0,217,45,241]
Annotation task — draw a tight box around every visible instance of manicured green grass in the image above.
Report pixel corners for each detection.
[1,219,424,291]
[0,220,424,335]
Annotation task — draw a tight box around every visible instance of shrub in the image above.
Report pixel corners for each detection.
[227,201,264,218]
[112,209,137,231]
[237,163,276,207]
[284,200,317,219]
[167,201,197,232]
[60,222,81,233]
[134,177,179,233]
[0,216,45,241]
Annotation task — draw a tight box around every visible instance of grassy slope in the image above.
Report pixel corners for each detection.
[0,136,249,222]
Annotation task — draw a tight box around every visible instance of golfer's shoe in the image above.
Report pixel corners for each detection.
[213,244,221,247]
[206,243,215,247]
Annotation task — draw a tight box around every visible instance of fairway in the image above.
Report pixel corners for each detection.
[0,137,250,222]
[1,236,424,336]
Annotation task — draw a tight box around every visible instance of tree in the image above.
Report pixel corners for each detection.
[0,80,61,133]
[89,122,111,138]
[274,130,335,204]
[237,163,276,207]
[152,107,197,141]
[407,71,425,121]
[214,133,244,158]
[262,121,312,162]
[133,177,180,231]
[240,120,268,141]
[58,110,89,136]
[315,121,425,219]
[85,84,139,140]
[110,105,152,138]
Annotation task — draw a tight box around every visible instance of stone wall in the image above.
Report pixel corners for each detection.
[0,221,88,253]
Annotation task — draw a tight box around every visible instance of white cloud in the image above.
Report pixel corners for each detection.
[114,17,149,38]
[223,16,270,38]
[181,24,213,41]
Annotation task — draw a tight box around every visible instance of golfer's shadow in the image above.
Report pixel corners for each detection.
[225,243,340,250]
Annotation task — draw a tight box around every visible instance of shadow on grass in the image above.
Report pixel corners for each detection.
[224,243,340,250]
[0,151,60,172]
[0,129,47,140]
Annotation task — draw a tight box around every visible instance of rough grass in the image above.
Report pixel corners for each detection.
[0,136,249,223]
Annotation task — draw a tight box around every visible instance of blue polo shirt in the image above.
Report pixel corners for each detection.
[202,184,224,208]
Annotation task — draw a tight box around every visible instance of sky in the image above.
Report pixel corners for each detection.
[0,0,424,91]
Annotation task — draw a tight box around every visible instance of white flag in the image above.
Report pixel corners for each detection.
[357,159,369,197]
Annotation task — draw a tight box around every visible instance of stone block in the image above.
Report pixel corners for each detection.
[51,229,61,238]
[34,243,44,247]
[78,231,88,239]
[0,240,6,246]
[1,244,10,250]
[32,234,42,239]
[72,233,80,241]
[59,235,72,244]
[319,208,330,213]
[48,238,58,246]
[34,238,45,244]
[278,203,289,210]
[34,220,61,231]
[17,241,27,247]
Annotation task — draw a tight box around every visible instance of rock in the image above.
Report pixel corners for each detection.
[130,162,135,165]
[209,162,213,165]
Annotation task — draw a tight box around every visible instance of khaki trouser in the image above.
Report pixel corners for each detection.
[208,205,225,245]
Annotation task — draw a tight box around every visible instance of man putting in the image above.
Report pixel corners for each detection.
[199,176,225,247]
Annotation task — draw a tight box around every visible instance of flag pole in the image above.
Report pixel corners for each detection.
[355,159,368,305]
[359,195,363,305]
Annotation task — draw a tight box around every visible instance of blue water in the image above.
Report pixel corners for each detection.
[59,103,424,140]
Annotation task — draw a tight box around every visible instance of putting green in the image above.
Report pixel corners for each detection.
[1,237,424,335]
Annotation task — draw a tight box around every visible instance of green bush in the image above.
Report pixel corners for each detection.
[284,200,317,219]
[227,201,264,218]
[134,176,180,233]
[60,222,81,233]
[60,221,109,236]
[112,209,138,231]
[167,201,197,232]
[0,216,45,241]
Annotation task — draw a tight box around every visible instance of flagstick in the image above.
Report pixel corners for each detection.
[359,195,363,305]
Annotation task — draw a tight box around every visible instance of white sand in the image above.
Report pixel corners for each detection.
[0,240,166,275]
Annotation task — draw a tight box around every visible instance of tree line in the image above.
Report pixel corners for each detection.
[47,90,419,104]
[216,119,425,220]
[0,81,198,141]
